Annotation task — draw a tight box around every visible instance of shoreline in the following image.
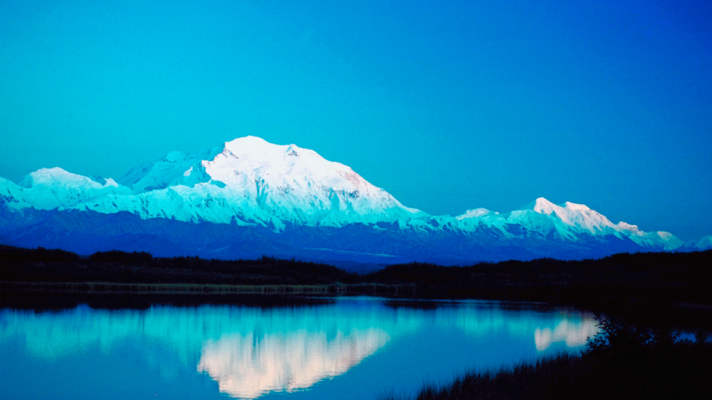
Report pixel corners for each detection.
[0,280,416,296]
[2,245,711,328]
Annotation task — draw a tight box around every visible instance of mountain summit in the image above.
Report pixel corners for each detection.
[74,136,420,230]
[0,136,694,266]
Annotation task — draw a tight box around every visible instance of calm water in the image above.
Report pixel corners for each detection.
[0,297,597,400]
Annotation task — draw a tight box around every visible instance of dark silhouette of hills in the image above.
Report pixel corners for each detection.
[2,245,711,310]
[0,245,352,285]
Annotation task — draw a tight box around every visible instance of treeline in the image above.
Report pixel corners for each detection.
[0,245,352,285]
[0,246,81,263]
[2,245,712,309]
[89,250,153,265]
[368,251,712,305]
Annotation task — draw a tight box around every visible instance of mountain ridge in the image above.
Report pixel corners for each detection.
[0,136,703,267]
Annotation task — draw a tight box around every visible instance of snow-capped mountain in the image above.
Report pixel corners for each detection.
[0,136,699,267]
[1,168,130,211]
[51,136,421,230]
[454,198,683,251]
[683,236,712,251]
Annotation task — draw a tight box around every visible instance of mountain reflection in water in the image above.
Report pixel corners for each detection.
[0,298,598,400]
[535,319,599,351]
[198,329,390,398]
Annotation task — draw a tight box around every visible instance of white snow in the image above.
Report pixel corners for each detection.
[0,136,687,252]
[64,136,424,230]
[3,167,130,210]
[456,208,495,220]
[686,235,712,250]
[452,196,683,250]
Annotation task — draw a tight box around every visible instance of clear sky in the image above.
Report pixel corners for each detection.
[1,0,711,241]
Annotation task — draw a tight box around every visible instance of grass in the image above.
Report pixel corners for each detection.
[381,321,712,400]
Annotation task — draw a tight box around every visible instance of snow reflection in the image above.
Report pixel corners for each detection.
[197,329,389,399]
[534,318,599,351]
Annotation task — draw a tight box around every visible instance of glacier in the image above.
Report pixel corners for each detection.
[0,136,702,269]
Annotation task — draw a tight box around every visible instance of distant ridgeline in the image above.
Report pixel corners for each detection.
[1,136,710,269]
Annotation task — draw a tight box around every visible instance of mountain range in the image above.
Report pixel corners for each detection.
[1,136,709,269]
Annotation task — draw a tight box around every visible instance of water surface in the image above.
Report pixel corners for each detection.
[0,297,597,399]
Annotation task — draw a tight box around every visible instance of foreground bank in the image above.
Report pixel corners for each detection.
[382,321,712,400]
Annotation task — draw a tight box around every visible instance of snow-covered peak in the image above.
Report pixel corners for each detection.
[525,198,618,235]
[18,167,123,193]
[686,235,712,250]
[118,136,374,196]
[698,236,712,249]
[206,136,382,196]
[217,136,338,176]
[529,197,559,214]
[223,135,282,156]
[615,222,684,250]
[456,208,496,220]
[19,167,105,189]
[68,136,423,229]
[5,167,129,210]
[616,222,639,232]
[453,197,684,251]
[529,198,592,215]
[563,201,591,211]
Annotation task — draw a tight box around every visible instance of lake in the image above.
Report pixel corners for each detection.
[0,296,597,400]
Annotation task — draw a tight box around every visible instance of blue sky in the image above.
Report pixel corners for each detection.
[1,0,710,240]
